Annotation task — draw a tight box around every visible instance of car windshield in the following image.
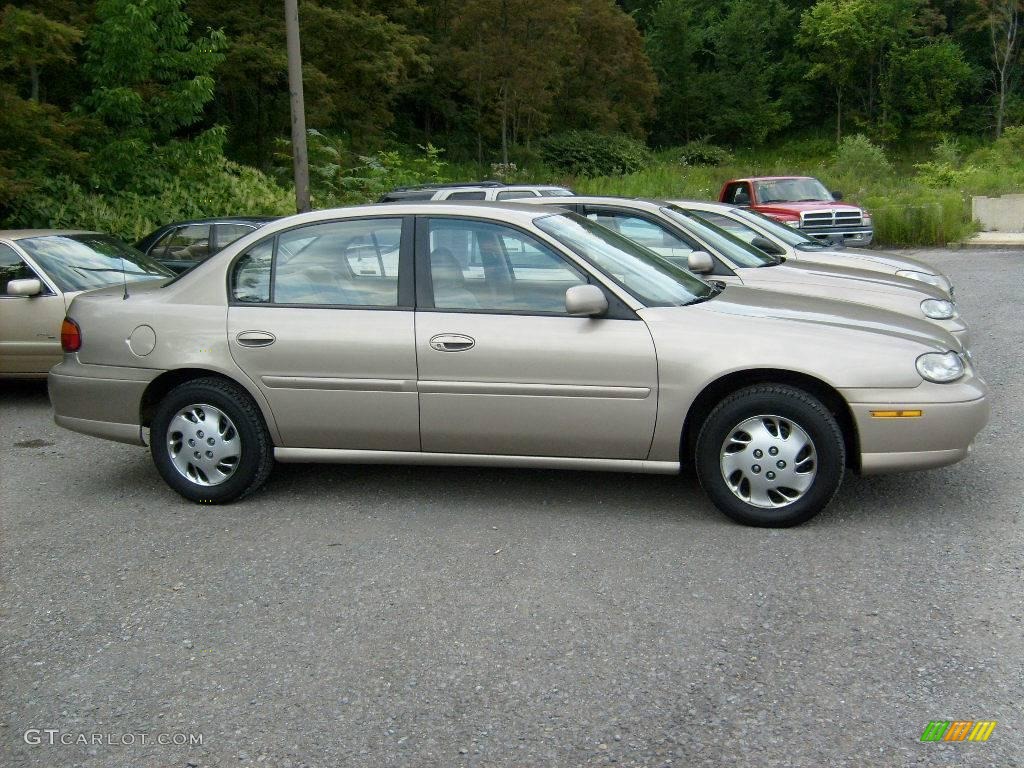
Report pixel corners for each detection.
[754,178,832,203]
[19,234,173,292]
[534,212,716,307]
[661,206,778,268]
[731,208,829,250]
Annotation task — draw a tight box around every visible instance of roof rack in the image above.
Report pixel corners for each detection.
[389,180,507,192]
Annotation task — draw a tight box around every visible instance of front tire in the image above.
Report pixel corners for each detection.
[695,384,845,527]
[150,377,274,503]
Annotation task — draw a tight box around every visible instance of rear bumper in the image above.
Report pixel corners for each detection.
[842,379,990,475]
[48,357,160,446]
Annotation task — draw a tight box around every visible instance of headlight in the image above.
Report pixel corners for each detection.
[916,351,964,383]
[898,270,951,293]
[920,298,957,319]
[767,214,801,228]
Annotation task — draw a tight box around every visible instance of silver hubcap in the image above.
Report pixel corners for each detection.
[720,415,817,509]
[166,404,240,486]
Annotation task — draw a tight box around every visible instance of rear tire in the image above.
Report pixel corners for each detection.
[150,377,274,504]
[695,384,845,527]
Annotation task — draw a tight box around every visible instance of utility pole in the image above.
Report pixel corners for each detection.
[284,0,311,212]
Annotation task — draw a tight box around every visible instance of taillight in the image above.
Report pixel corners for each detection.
[60,317,81,352]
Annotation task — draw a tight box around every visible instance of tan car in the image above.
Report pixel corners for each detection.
[520,197,969,346]
[670,200,954,297]
[49,203,988,527]
[0,230,172,377]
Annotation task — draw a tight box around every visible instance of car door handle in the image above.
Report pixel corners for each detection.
[429,333,475,352]
[235,330,276,347]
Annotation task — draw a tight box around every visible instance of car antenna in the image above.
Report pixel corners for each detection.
[120,249,129,300]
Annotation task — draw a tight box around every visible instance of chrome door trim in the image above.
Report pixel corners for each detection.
[417,380,652,398]
[275,447,679,474]
[260,376,417,392]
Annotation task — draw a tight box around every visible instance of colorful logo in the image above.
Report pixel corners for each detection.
[920,721,997,742]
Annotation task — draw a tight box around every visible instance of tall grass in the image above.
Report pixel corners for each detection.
[407,133,1022,247]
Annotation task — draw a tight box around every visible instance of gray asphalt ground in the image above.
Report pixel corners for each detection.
[1,248,1021,768]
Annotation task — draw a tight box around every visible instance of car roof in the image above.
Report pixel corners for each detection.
[390,180,507,192]
[0,229,101,242]
[666,199,737,210]
[730,176,813,183]
[154,216,276,229]
[253,201,571,235]
[528,195,670,210]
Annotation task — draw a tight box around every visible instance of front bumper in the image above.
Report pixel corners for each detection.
[802,227,874,247]
[49,357,161,446]
[841,377,989,475]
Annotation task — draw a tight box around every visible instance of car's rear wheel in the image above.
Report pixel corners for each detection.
[150,377,273,503]
[695,384,845,527]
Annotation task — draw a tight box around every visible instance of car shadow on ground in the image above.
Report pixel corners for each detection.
[0,379,49,402]
[265,460,718,525]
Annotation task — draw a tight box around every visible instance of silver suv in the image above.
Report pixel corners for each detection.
[379,182,573,203]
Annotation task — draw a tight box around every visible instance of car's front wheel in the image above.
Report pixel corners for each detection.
[150,377,274,503]
[695,384,846,527]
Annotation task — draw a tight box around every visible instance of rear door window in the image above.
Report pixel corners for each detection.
[214,223,257,250]
[273,218,402,306]
[162,224,212,263]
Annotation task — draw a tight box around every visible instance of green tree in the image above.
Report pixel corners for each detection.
[451,0,576,164]
[83,0,225,140]
[187,0,426,168]
[557,0,658,138]
[0,5,82,102]
[702,0,793,144]
[645,0,703,144]
[799,0,932,140]
[883,38,978,137]
[971,0,1024,136]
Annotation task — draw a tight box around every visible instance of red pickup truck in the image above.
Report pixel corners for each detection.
[719,176,873,247]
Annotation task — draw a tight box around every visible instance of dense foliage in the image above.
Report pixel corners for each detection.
[540,131,652,177]
[0,0,1022,243]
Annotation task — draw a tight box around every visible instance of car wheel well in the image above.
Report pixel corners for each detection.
[681,369,859,470]
[140,369,240,428]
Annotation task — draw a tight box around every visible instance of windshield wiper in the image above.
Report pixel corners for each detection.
[687,281,725,305]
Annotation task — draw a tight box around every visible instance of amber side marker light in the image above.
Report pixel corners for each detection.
[870,409,923,418]
[60,317,81,352]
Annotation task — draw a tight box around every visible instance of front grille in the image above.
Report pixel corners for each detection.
[800,209,863,228]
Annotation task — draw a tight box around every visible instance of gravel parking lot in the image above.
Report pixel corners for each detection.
[1,247,1021,768]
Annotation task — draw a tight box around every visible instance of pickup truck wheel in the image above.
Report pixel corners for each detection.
[695,384,845,527]
[150,377,273,504]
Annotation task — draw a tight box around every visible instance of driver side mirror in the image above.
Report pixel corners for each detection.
[6,278,42,296]
[565,284,608,317]
[831,190,843,201]
[750,236,785,256]
[687,250,715,274]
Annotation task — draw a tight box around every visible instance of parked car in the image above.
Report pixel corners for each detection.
[719,176,873,246]
[49,203,987,527]
[517,197,968,345]
[673,200,953,297]
[0,230,172,377]
[136,217,275,274]
[379,181,574,203]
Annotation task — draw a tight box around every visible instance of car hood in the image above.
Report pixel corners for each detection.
[737,260,947,300]
[755,201,862,216]
[791,247,949,279]
[692,285,960,352]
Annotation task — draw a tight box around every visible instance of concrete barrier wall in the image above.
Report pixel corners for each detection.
[972,194,1024,232]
